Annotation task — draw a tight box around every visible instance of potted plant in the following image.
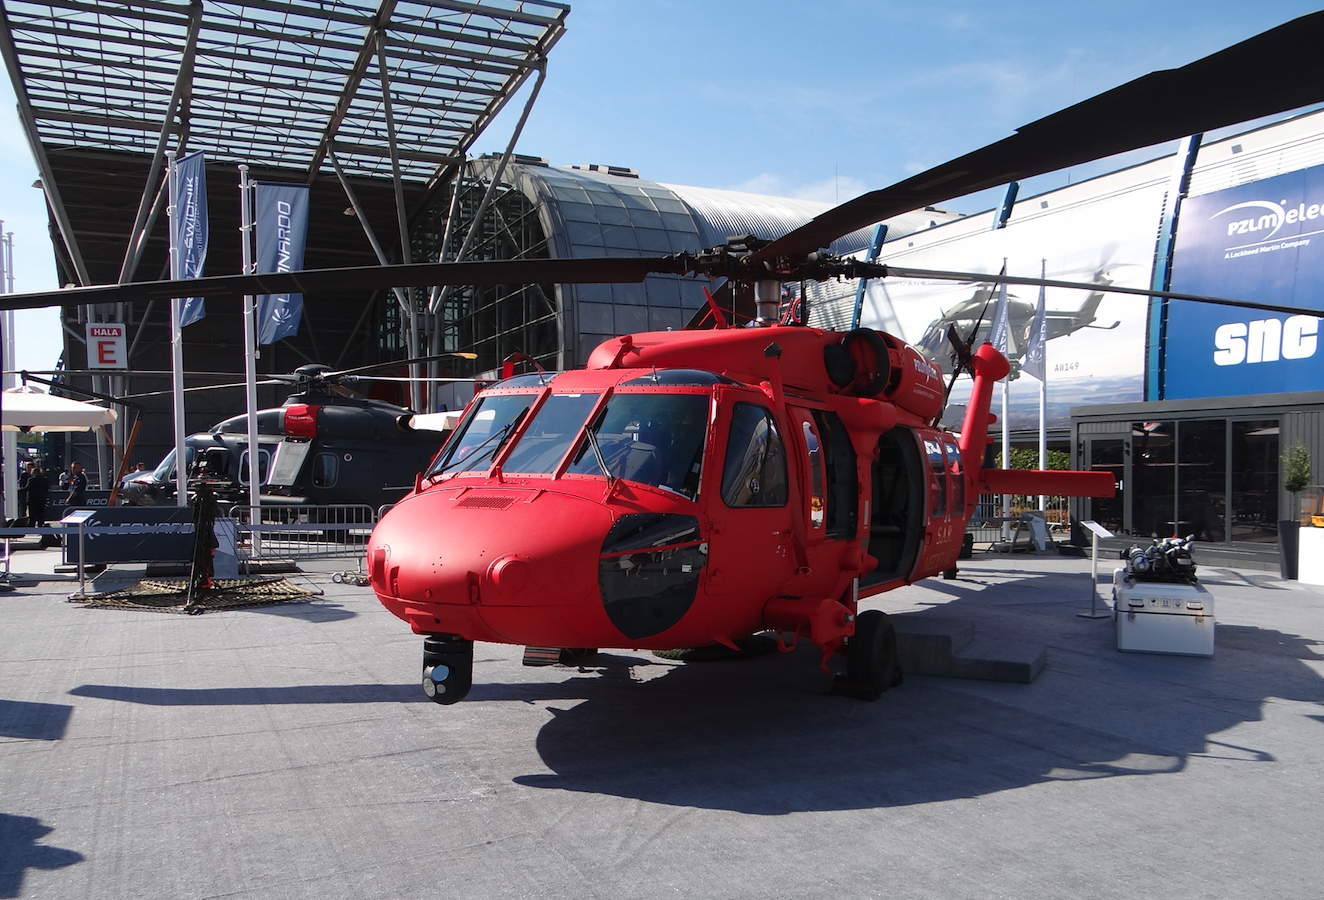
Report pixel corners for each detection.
[1281,443,1311,580]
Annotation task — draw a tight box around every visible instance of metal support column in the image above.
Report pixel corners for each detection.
[1146,134,1203,401]
[428,62,548,320]
[375,28,421,409]
[117,0,203,285]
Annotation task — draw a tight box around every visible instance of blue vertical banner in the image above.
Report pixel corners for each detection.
[254,182,310,344]
[173,150,208,326]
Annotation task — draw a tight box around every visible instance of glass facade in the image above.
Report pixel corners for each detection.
[1081,416,1278,545]
[1230,421,1280,544]
[411,175,558,375]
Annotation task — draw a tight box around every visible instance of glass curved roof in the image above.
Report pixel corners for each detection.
[502,161,960,337]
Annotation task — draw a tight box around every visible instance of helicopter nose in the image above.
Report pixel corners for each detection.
[368,486,616,643]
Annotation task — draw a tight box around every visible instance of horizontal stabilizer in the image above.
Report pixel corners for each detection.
[980,468,1115,498]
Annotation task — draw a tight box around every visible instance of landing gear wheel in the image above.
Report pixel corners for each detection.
[422,634,474,705]
[834,610,901,700]
[942,567,959,580]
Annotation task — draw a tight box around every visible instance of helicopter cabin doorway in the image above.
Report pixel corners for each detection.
[862,426,924,588]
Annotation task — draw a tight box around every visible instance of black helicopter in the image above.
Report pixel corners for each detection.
[121,362,469,510]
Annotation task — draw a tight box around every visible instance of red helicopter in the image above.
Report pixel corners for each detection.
[365,286,1112,702]
[5,14,1324,701]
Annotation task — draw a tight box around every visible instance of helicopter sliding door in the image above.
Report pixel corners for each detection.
[861,426,923,588]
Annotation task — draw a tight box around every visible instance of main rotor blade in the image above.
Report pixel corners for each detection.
[0,256,682,312]
[883,265,1324,319]
[752,11,1324,263]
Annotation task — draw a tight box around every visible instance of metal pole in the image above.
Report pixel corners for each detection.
[427,159,468,410]
[0,227,15,519]
[375,29,422,411]
[1001,377,1010,543]
[166,151,188,507]
[1038,262,1047,515]
[239,165,261,555]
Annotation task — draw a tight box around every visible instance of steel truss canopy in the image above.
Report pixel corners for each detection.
[0,0,568,183]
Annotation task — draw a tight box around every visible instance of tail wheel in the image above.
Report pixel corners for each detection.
[845,609,901,700]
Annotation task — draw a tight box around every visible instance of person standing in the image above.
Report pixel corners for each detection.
[66,461,87,508]
[26,465,49,528]
[17,462,31,524]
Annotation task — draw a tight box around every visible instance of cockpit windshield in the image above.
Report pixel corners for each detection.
[501,393,601,474]
[567,393,709,499]
[426,394,535,477]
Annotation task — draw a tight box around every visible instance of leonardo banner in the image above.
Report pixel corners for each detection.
[1165,164,1324,399]
[254,182,310,344]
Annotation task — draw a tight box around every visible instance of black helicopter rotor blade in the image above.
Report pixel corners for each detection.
[0,256,683,313]
[750,11,1324,263]
[2,15,1320,318]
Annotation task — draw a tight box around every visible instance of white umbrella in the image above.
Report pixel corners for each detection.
[2,386,118,432]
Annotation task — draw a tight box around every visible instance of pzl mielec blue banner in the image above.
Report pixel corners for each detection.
[173,150,208,327]
[254,182,310,344]
[1166,164,1324,399]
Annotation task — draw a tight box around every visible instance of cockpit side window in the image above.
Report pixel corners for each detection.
[567,392,709,499]
[720,403,788,508]
[427,393,534,477]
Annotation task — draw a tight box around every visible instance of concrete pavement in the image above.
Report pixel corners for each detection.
[1,551,1321,898]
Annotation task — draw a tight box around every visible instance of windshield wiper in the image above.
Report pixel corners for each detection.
[583,423,617,491]
[429,419,518,480]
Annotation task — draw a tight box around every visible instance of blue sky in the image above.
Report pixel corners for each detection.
[2,0,1321,372]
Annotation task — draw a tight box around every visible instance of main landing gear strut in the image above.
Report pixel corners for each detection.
[422,635,473,704]
[832,609,903,700]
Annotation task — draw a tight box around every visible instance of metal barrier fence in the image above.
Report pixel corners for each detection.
[967,494,1071,549]
[231,504,377,566]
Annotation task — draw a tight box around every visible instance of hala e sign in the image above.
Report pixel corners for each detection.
[86,323,127,370]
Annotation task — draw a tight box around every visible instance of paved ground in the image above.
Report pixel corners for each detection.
[1,548,1322,899]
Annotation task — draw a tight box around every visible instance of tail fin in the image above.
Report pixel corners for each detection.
[956,342,1008,471]
[955,342,1114,501]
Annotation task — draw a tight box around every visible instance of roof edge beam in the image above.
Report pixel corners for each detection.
[415,11,564,211]
[0,4,91,284]
[306,0,399,185]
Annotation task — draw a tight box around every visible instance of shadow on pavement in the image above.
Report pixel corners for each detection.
[69,683,425,705]
[0,814,83,898]
[505,597,1324,813]
[0,700,73,741]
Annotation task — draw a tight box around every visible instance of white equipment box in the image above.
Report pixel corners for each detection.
[1112,568,1215,657]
